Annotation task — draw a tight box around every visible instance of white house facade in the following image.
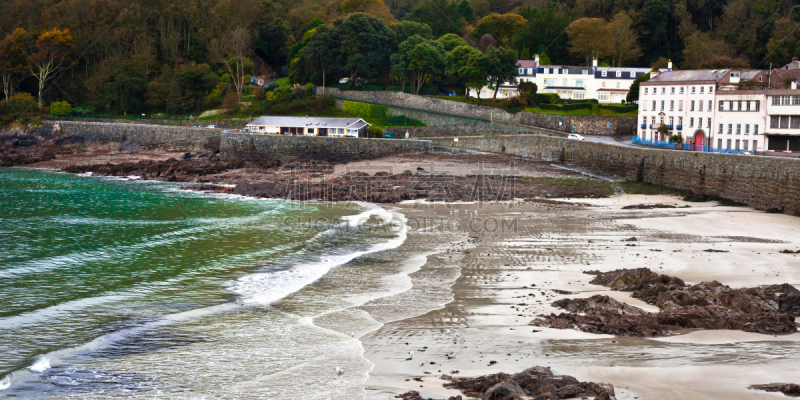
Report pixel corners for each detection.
[468,55,664,103]
[246,116,370,138]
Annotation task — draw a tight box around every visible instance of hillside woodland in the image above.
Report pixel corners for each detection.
[1,0,799,117]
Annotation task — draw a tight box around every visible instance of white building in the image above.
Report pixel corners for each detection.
[468,55,666,103]
[638,68,770,151]
[246,116,370,138]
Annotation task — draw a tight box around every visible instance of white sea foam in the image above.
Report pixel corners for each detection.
[0,376,10,390]
[28,357,50,373]
[236,204,408,306]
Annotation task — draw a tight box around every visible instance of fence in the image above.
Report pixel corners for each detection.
[633,136,756,154]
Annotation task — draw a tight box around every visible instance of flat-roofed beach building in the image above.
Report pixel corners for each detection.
[246,116,370,138]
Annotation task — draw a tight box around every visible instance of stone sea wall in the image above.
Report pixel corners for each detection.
[49,121,430,163]
[52,117,251,130]
[429,134,800,215]
[322,88,636,135]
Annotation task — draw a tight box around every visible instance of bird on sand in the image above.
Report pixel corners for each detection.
[336,366,344,374]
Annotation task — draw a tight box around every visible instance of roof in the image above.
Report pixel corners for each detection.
[246,116,370,129]
[647,70,727,82]
[517,60,537,69]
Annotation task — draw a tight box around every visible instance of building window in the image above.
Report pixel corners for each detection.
[549,68,554,74]
[690,117,695,127]
[736,124,741,134]
[771,116,779,129]
[719,124,723,134]
[601,71,607,77]
[308,128,315,134]
[679,117,683,126]
[781,116,790,129]
[700,86,705,93]
[616,71,621,77]
[690,100,695,111]
[746,101,750,111]
[794,95,800,105]
[718,139,723,148]
[661,100,665,110]
[729,101,734,110]
[544,78,557,86]
[745,124,750,134]
[755,101,760,111]
[692,86,696,93]
[576,79,585,87]
[680,87,685,94]
[563,78,568,86]
[699,118,703,127]
[519,68,524,75]
[671,87,675,94]
[732,72,740,79]
[735,139,740,150]
[679,100,684,111]
[728,124,733,134]
[758,76,763,82]
[773,96,780,106]
[669,117,674,126]
[754,125,759,134]
[616,82,621,88]
[562,69,568,74]
[652,100,656,110]
[582,70,588,75]
[662,87,666,94]
[643,101,647,111]
[719,102,724,111]
[630,72,635,78]
[528,68,533,75]
[709,86,714,93]
[574,92,585,99]
[738,101,742,111]
[727,139,732,149]
[644,88,649,94]
[708,100,712,111]
[602,82,606,87]
[743,141,749,151]
[670,100,674,110]
[793,116,800,129]
[699,101,703,111]
[599,92,610,101]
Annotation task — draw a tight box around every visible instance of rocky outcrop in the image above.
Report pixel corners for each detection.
[440,366,615,400]
[533,269,799,337]
[752,383,800,397]
[394,392,462,400]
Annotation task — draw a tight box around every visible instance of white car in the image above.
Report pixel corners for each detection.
[738,151,752,156]
[206,124,218,129]
[568,134,584,141]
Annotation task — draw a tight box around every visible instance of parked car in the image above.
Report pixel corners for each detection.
[206,124,218,129]
[384,132,396,139]
[568,134,584,141]
[446,91,456,96]
[738,151,752,156]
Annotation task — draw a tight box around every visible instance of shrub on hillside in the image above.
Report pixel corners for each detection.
[50,101,72,115]
[368,125,384,138]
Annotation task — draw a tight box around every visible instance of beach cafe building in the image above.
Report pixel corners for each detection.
[246,116,370,138]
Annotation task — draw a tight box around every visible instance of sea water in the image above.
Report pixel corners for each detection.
[0,168,419,399]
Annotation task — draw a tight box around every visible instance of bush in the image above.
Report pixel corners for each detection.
[265,82,279,92]
[518,81,537,94]
[668,135,684,143]
[556,98,598,104]
[360,85,383,91]
[505,95,528,112]
[526,92,559,105]
[49,100,72,115]
[342,100,389,119]
[599,104,638,113]
[69,106,93,116]
[253,87,266,100]
[0,93,40,127]
[222,91,240,114]
[220,73,232,83]
[367,125,384,138]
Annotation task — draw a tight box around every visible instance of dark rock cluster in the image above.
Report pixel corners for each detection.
[533,268,799,337]
[752,383,800,397]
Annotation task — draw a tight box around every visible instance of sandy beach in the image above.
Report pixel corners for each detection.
[362,194,800,399]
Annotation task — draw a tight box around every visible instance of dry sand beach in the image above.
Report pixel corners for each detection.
[363,195,800,400]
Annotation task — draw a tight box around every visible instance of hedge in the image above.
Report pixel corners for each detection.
[526,93,559,105]
[359,85,383,91]
[538,103,593,111]
[599,104,637,113]
[556,98,598,105]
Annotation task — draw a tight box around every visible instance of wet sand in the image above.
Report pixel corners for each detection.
[363,195,800,399]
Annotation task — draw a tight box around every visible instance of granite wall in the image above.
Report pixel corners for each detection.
[429,134,800,215]
[322,88,637,135]
[49,121,431,163]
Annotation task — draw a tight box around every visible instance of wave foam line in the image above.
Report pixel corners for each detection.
[236,205,408,306]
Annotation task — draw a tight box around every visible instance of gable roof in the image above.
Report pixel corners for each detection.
[246,116,370,129]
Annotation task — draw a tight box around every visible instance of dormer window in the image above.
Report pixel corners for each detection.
[519,68,524,75]
[601,71,607,77]
[731,72,740,78]
[616,71,621,77]
[630,72,635,78]
[582,70,588,75]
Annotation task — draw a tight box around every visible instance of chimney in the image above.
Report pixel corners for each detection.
[792,81,798,90]
[668,59,673,71]
[651,69,660,78]
[534,54,540,66]
[592,57,598,68]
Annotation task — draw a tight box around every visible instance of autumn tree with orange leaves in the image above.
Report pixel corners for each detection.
[28,28,74,108]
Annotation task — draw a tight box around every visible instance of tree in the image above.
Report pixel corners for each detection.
[458,0,475,24]
[210,27,253,100]
[405,0,466,38]
[682,32,735,69]
[644,0,671,61]
[254,17,290,69]
[437,33,468,53]
[483,45,518,103]
[296,25,342,91]
[626,72,649,104]
[28,28,74,108]
[514,5,571,64]
[0,28,30,100]
[340,0,396,21]
[698,56,751,69]
[472,13,526,46]
[566,18,612,66]
[391,35,445,93]
[391,20,433,43]
[608,12,642,67]
[445,45,487,98]
[766,18,800,67]
[519,46,530,60]
[334,13,396,82]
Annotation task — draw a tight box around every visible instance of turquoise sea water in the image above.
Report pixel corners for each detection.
[0,168,408,398]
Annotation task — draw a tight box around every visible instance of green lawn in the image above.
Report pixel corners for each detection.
[274,77,290,88]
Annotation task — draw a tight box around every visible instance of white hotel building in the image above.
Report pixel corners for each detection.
[638,69,771,152]
[469,55,668,103]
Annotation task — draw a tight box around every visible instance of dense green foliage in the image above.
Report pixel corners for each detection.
[2,0,797,119]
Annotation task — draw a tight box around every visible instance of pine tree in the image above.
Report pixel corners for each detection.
[520,46,531,60]
[458,0,475,24]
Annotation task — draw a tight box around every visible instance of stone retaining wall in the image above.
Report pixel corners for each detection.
[48,121,430,163]
[220,133,431,163]
[429,134,800,215]
[50,117,251,130]
[322,88,636,135]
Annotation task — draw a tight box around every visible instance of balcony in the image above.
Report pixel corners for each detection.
[649,124,654,129]
[667,124,674,130]
[641,124,646,129]
[677,125,683,130]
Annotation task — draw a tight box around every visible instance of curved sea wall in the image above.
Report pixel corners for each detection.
[429,134,800,215]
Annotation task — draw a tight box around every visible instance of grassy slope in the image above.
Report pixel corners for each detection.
[426,95,635,117]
